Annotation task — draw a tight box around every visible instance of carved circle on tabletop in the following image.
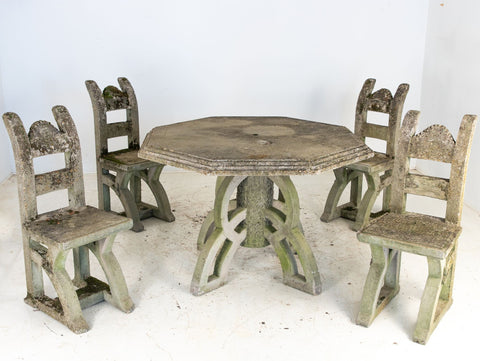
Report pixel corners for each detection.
[242,125,296,137]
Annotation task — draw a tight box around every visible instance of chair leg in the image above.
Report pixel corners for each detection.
[48,248,89,334]
[350,169,363,206]
[130,173,142,204]
[87,235,134,313]
[23,238,45,298]
[353,172,381,231]
[413,248,456,345]
[321,167,355,222]
[72,245,90,288]
[27,259,45,298]
[146,165,175,222]
[23,245,89,333]
[381,169,393,213]
[117,171,144,232]
[99,168,111,212]
[357,245,401,327]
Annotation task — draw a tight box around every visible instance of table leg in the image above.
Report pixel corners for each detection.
[237,176,272,248]
[191,175,321,296]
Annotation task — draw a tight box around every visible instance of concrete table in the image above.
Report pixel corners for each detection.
[139,116,373,296]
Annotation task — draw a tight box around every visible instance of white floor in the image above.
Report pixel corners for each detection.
[1,171,479,361]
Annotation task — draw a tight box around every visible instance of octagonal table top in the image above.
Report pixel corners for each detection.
[139,116,373,176]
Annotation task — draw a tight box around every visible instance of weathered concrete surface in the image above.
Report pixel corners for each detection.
[86,77,175,232]
[139,116,373,175]
[321,78,410,231]
[140,115,372,296]
[356,110,477,345]
[3,106,134,334]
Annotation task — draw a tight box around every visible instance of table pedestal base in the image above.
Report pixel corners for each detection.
[191,175,322,296]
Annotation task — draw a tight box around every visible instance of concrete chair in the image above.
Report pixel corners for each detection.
[356,110,477,344]
[85,77,174,232]
[3,106,134,333]
[321,78,409,230]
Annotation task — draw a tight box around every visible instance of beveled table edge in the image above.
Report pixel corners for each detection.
[138,144,373,176]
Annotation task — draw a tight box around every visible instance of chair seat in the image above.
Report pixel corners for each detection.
[357,212,462,258]
[347,152,393,173]
[100,149,157,171]
[25,206,133,249]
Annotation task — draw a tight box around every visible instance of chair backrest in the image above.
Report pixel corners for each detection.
[390,110,477,225]
[354,78,410,157]
[3,106,85,223]
[85,77,140,158]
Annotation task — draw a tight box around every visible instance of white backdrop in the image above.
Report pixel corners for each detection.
[0,69,8,180]
[420,0,480,212]
[1,1,429,190]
